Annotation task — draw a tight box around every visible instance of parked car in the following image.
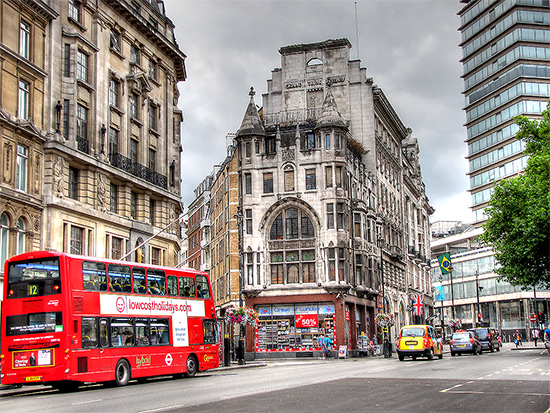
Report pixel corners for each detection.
[468,327,500,352]
[450,330,482,356]
[397,324,443,361]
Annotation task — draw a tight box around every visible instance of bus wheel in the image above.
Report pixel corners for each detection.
[115,359,131,386]
[184,355,198,378]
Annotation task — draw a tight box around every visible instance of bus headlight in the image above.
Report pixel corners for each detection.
[65,369,70,374]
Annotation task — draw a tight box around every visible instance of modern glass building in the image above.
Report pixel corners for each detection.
[430,1,550,341]
[459,0,550,224]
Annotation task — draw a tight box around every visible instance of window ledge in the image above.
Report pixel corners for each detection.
[110,47,125,60]
[77,79,95,92]
[110,105,124,116]
[149,76,160,87]
[68,17,86,32]
[149,128,160,137]
[131,117,143,127]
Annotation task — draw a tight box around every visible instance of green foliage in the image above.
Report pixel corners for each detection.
[479,101,550,289]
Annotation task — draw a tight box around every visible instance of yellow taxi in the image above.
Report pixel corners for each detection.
[396,324,443,361]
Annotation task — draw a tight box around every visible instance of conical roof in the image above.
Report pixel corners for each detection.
[236,87,266,137]
[315,87,346,129]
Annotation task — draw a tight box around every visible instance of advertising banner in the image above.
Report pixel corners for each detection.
[13,349,54,369]
[295,314,318,328]
[100,294,205,317]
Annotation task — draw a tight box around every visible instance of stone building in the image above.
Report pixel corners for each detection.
[196,39,433,358]
[40,0,186,265]
[0,0,58,292]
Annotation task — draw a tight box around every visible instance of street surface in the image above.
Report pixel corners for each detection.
[0,343,548,412]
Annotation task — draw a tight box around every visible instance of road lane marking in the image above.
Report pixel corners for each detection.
[72,399,102,405]
[440,384,463,393]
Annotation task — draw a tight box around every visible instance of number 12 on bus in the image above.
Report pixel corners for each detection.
[1,251,219,390]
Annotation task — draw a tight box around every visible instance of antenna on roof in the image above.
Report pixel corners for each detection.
[354,1,360,60]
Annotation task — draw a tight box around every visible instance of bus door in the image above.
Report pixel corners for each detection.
[98,318,111,370]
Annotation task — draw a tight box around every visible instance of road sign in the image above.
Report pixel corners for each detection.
[529,314,537,323]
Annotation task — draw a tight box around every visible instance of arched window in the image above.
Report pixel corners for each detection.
[1,213,10,270]
[268,208,315,284]
[16,217,26,255]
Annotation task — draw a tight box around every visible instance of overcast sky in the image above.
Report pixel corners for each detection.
[163,0,472,224]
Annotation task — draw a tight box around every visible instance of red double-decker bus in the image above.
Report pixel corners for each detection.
[0,251,219,391]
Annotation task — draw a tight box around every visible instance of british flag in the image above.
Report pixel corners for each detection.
[412,294,424,316]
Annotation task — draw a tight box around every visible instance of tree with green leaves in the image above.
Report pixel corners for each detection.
[479,101,550,289]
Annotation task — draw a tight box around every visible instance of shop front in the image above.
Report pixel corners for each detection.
[245,294,377,358]
[255,302,335,354]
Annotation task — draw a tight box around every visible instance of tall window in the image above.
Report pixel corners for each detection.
[326,203,334,230]
[62,99,70,139]
[109,79,120,107]
[16,218,26,255]
[305,169,316,190]
[110,29,121,52]
[245,173,252,195]
[68,166,79,200]
[148,59,157,80]
[245,209,252,235]
[111,237,122,259]
[325,166,333,188]
[263,172,273,194]
[148,148,156,171]
[328,248,336,281]
[284,166,294,192]
[325,133,331,150]
[64,44,71,77]
[336,202,345,230]
[335,166,343,188]
[109,127,118,155]
[76,104,88,140]
[68,0,82,23]
[269,208,315,284]
[130,44,139,64]
[149,104,157,130]
[18,80,30,120]
[110,183,118,213]
[1,213,10,270]
[130,191,137,219]
[77,50,88,82]
[354,213,361,238]
[16,145,28,192]
[129,93,139,119]
[130,139,138,164]
[20,21,30,59]
[70,225,84,255]
[335,134,341,150]
[151,247,161,265]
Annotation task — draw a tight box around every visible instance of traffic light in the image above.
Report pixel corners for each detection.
[538,312,547,324]
[477,313,482,322]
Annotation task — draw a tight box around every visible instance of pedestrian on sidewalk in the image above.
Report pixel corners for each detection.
[531,328,540,347]
[322,334,333,359]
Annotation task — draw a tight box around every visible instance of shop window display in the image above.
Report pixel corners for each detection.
[256,303,335,352]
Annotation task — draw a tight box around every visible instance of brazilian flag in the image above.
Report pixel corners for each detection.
[437,253,452,275]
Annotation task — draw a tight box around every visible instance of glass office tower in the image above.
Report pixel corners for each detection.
[459,0,550,224]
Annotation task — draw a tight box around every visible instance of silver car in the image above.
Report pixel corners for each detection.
[450,331,482,356]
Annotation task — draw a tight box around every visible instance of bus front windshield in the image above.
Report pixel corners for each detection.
[7,258,61,298]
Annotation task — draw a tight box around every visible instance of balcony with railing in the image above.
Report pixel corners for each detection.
[109,152,167,189]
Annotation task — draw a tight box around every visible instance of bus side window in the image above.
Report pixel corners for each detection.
[196,275,211,300]
[82,317,98,348]
[82,261,106,291]
[203,319,217,344]
[147,269,166,296]
[132,267,146,294]
[179,276,195,297]
[167,275,178,297]
[108,264,131,293]
[150,318,169,345]
[136,319,149,346]
[99,318,109,347]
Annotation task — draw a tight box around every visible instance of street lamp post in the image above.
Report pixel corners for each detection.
[378,235,391,358]
[475,271,484,327]
[234,208,245,364]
